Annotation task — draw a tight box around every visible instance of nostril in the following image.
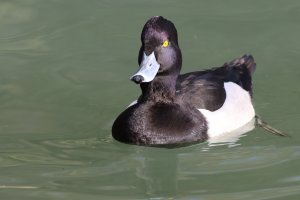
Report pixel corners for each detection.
[131,75,144,84]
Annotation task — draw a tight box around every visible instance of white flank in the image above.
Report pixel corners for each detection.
[198,82,255,138]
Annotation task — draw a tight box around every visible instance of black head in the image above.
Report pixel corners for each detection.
[141,16,179,53]
[131,16,182,84]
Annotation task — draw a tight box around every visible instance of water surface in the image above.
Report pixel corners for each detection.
[0,0,300,199]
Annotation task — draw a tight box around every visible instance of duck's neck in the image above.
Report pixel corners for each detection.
[139,75,178,103]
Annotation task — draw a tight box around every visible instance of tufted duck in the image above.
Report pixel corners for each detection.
[112,16,257,147]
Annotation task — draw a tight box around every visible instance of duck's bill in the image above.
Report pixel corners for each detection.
[130,52,160,84]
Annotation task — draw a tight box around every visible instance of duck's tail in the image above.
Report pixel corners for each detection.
[222,56,289,137]
[228,54,256,75]
[218,54,256,96]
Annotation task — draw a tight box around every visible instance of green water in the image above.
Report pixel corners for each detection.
[0,0,300,199]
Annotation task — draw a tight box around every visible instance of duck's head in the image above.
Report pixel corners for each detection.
[131,16,182,84]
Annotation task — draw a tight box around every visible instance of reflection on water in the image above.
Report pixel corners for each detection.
[208,117,256,147]
[0,133,299,199]
[0,0,300,199]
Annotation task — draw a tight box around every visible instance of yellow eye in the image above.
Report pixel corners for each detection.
[162,40,169,47]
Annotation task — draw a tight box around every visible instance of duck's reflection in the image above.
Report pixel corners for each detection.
[131,118,256,198]
[208,117,255,146]
[134,148,179,198]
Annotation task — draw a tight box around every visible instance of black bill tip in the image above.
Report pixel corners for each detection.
[131,75,144,84]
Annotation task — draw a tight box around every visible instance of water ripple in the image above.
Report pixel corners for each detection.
[180,185,300,200]
[178,146,300,175]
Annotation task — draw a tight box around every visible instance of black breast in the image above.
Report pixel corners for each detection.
[112,102,208,147]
